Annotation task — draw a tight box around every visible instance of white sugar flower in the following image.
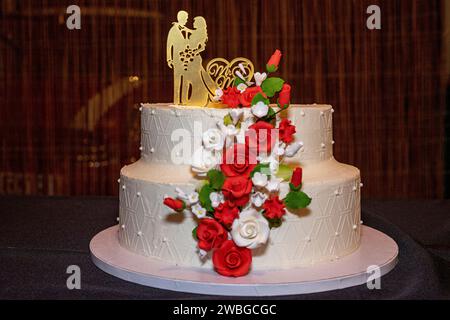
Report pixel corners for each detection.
[252,172,268,188]
[235,70,246,81]
[266,175,282,192]
[209,192,224,208]
[236,118,254,144]
[231,207,270,249]
[251,101,269,118]
[217,122,239,137]
[191,147,220,177]
[202,128,225,151]
[237,83,248,93]
[191,203,207,219]
[273,142,286,156]
[188,192,199,205]
[285,142,303,157]
[269,158,280,175]
[258,154,280,175]
[238,63,247,76]
[251,191,268,208]
[254,72,267,87]
[197,248,208,259]
[229,109,244,125]
[175,187,188,200]
[212,88,223,102]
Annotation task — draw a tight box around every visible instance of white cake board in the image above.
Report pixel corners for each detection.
[90,225,398,296]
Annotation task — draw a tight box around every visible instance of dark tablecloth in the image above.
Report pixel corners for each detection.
[0,197,449,299]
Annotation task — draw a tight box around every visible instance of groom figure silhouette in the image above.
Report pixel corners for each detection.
[167,10,192,104]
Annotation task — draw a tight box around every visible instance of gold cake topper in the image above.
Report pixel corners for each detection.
[167,10,254,106]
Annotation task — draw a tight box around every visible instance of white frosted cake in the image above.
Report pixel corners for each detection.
[118,103,361,272]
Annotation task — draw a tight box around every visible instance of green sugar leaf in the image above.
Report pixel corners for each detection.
[261,77,284,97]
[266,64,278,73]
[207,169,225,191]
[276,164,294,181]
[284,190,312,210]
[199,184,214,212]
[251,93,270,106]
[250,163,271,178]
[234,76,246,87]
[223,114,233,126]
[192,226,198,240]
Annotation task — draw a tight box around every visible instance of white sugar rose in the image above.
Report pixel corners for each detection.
[202,128,224,151]
[231,208,270,249]
[191,147,220,177]
[251,101,269,118]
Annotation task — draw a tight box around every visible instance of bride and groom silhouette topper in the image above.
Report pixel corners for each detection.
[167,10,254,107]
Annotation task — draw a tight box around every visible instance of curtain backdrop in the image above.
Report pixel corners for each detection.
[0,0,446,198]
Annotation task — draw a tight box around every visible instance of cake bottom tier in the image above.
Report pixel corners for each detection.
[118,159,361,270]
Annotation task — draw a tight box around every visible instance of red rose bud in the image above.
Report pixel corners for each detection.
[163,197,185,212]
[266,49,282,72]
[291,167,303,188]
[278,84,291,108]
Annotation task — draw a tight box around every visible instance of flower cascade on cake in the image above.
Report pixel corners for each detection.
[163,50,312,277]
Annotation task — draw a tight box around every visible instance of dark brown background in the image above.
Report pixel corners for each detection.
[1,0,448,198]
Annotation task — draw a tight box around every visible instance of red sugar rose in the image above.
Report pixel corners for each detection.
[221,144,257,178]
[263,196,286,219]
[212,240,252,277]
[222,176,253,207]
[266,49,282,71]
[291,167,303,188]
[279,118,296,144]
[214,201,239,228]
[248,121,276,154]
[239,86,265,107]
[278,83,291,108]
[196,218,228,252]
[221,87,241,108]
[163,197,185,212]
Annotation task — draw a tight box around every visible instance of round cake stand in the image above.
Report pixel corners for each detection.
[90,225,398,296]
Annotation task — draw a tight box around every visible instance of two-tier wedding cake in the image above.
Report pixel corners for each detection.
[91,10,397,293]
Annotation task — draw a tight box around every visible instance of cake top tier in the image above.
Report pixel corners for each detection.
[140,103,334,168]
